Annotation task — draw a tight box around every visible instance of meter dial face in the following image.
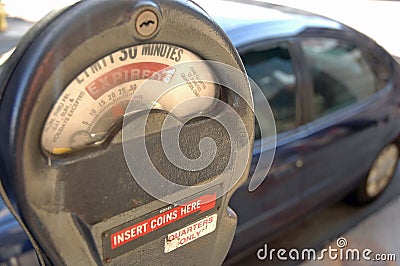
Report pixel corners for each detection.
[41,43,219,155]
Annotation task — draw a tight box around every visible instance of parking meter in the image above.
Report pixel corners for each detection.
[0,0,254,265]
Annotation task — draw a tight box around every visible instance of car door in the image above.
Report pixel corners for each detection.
[296,31,395,211]
[228,39,311,255]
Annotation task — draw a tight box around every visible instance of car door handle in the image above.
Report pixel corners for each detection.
[270,159,303,180]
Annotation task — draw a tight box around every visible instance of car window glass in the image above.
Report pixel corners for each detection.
[300,38,376,118]
[241,43,297,138]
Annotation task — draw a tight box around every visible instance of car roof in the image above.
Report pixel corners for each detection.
[196,0,343,47]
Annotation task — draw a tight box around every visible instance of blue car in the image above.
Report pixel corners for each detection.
[1,0,400,264]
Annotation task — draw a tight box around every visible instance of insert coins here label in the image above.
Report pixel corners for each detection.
[103,192,219,259]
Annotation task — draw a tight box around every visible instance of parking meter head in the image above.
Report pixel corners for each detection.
[0,0,254,265]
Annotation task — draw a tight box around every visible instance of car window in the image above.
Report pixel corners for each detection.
[300,38,376,118]
[241,43,297,138]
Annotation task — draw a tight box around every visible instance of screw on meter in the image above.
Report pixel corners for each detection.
[41,43,219,155]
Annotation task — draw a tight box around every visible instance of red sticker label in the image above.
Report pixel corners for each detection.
[110,193,216,249]
[85,62,176,100]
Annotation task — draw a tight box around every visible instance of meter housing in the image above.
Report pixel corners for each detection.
[0,0,254,265]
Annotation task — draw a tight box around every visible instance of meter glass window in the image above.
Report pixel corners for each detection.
[41,43,219,155]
